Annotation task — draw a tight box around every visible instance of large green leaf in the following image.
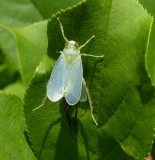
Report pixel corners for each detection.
[0,21,48,88]
[0,91,36,160]
[24,0,155,160]
[139,0,155,84]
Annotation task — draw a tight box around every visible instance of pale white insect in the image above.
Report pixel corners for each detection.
[33,17,104,125]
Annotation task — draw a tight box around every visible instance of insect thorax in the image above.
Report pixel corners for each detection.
[62,50,80,63]
[62,40,80,63]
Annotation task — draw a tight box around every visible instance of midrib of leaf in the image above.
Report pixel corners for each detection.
[97,0,153,159]
[104,100,154,160]
[0,26,26,84]
[97,0,153,129]
[102,101,143,160]
[145,17,154,83]
[0,24,32,84]
[97,0,113,159]
[0,24,20,70]
[104,145,120,160]
[13,22,46,84]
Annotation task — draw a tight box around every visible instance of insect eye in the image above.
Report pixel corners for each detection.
[75,43,79,48]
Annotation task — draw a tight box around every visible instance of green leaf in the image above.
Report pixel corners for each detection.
[12,21,48,84]
[139,0,155,84]
[151,142,155,159]
[0,91,36,160]
[0,0,43,73]
[0,21,48,86]
[0,0,44,86]
[3,80,26,99]
[31,0,82,19]
[24,0,155,160]
[0,26,19,71]
[139,0,155,158]
[0,0,43,27]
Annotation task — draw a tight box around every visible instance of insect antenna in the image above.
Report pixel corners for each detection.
[74,105,79,127]
[57,17,69,42]
[79,35,95,50]
[64,101,72,128]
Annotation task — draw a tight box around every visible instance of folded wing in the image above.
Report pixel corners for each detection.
[46,54,68,102]
[65,56,83,105]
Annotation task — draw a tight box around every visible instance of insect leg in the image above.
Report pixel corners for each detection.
[57,17,68,42]
[64,102,71,128]
[74,105,79,127]
[81,53,104,58]
[33,95,47,111]
[82,78,98,125]
[79,35,95,49]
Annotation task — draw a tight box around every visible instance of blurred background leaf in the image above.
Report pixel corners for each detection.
[0,91,37,160]
[12,21,48,85]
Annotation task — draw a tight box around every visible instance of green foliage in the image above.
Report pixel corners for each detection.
[0,91,36,160]
[0,0,155,160]
[139,0,155,157]
[139,0,155,85]
[12,21,48,84]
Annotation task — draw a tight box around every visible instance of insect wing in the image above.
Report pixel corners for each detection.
[80,83,87,102]
[65,56,83,105]
[47,54,68,102]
